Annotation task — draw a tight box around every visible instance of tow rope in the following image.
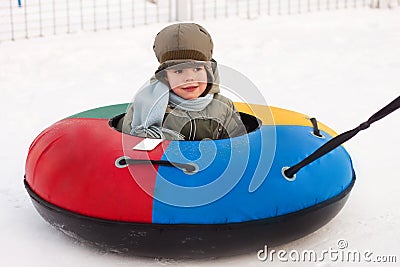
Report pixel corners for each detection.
[284,95,400,179]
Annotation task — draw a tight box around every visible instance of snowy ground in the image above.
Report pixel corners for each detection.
[1,8,400,267]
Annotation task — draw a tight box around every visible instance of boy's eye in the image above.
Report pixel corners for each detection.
[194,67,204,72]
[174,69,183,74]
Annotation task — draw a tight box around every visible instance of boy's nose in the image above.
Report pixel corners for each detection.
[185,76,194,82]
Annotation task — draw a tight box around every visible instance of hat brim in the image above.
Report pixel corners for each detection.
[157,60,211,72]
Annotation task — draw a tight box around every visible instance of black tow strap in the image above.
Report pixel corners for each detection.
[284,95,400,179]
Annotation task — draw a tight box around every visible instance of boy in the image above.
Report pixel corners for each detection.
[122,23,246,140]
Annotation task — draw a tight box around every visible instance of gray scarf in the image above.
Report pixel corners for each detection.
[130,81,213,140]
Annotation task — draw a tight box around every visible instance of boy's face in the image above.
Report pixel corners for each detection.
[165,65,208,100]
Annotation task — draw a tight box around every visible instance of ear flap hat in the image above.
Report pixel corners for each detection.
[153,23,218,95]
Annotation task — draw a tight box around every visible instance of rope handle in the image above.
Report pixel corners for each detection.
[115,156,198,174]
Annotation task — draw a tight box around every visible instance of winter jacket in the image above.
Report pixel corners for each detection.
[121,93,247,140]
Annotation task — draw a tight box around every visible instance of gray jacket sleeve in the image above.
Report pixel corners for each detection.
[220,98,248,139]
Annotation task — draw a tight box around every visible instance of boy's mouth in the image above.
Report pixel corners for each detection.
[182,85,198,92]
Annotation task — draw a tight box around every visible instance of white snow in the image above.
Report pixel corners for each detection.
[1,8,400,267]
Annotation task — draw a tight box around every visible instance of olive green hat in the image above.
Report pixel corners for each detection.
[153,23,214,64]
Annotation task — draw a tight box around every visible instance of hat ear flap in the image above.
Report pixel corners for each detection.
[200,83,213,97]
[155,68,170,86]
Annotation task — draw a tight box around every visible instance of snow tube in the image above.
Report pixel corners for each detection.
[24,102,355,258]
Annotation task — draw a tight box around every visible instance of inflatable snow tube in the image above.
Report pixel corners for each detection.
[24,102,355,258]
